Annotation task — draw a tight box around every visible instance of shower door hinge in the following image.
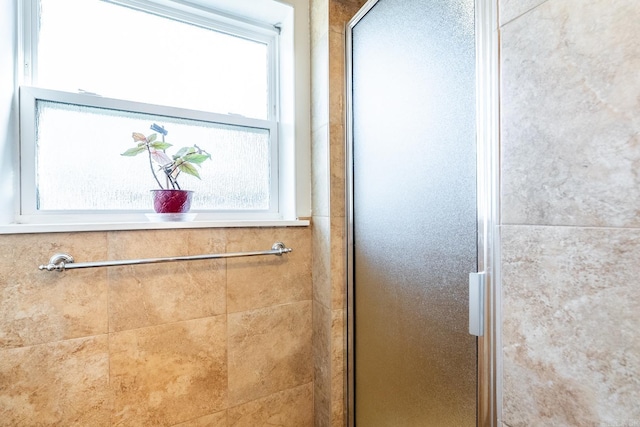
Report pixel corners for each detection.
[468,272,486,336]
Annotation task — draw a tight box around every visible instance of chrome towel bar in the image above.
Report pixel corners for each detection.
[39,242,292,272]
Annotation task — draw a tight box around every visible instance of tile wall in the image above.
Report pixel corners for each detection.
[310,0,367,426]
[499,0,640,425]
[0,227,312,426]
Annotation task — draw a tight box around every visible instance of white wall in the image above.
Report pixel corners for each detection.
[0,0,16,221]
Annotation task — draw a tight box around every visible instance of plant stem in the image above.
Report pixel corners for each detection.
[146,146,164,189]
[159,131,178,190]
[168,162,183,190]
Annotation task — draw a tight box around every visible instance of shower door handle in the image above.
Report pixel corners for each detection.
[469,272,486,336]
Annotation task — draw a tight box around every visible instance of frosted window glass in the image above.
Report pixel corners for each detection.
[37,0,269,119]
[35,100,270,211]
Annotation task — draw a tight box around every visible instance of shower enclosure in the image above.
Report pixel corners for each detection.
[346,0,498,425]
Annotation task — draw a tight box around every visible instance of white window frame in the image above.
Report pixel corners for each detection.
[19,85,281,223]
[0,0,311,233]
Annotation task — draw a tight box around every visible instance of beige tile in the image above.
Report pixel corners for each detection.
[313,217,332,307]
[329,0,368,33]
[314,304,345,427]
[328,125,346,220]
[502,225,640,425]
[312,124,330,218]
[498,0,547,26]
[500,0,640,227]
[0,233,108,349]
[0,335,109,426]
[228,383,313,427]
[228,301,313,405]
[172,411,227,427]
[313,300,331,400]
[110,316,227,426]
[311,0,329,49]
[328,31,346,129]
[107,229,226,332]
[329,217,346,309]
[314,385,331,427]
[311,33,329,131]
[330,308,346,425]
[330,396,346,427]
[226,227,311,313]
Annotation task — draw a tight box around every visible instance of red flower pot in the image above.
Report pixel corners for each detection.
[151,190,194,213]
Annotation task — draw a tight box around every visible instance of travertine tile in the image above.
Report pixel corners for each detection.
[500,0,640,227]
[107,229,226,332]
[313,217,332,307]
[172,411,227,427]
[227,383,313,426]
[0,335,109,426]
[329,0,367,33]
[312,124,330,217]
[311,33,329,131]
[329,217,346,309]
[110,316,227,426]
[314,384,331,427]
[328,31,346,129]
[313,300,331,400]
[330,397,346,427]
[0,233,108,348]
[314,273,347,427]
[311,0,329,49]
[498,0,547,26]
[330,308,346,425]
[329,125,346,220]
[228,301,312,405]
[502,225,640,426]
[226,227,311,313]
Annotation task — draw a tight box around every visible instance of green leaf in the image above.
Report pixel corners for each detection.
[147,133,157,143]
[121,146,146,156]
[177,162,201,179]
[173,146,194,158]
[149,141,172,150]
[184,153,211,164]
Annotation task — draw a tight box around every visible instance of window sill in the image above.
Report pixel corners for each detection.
[0,218,310,234]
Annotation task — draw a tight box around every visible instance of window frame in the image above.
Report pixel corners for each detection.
[23,0,281,119]
[0,0,310,233]
[19,85,281,223]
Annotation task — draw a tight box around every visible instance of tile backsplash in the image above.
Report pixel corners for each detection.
[0,227,312,426]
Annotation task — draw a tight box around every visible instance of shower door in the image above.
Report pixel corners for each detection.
[347,0,478,425]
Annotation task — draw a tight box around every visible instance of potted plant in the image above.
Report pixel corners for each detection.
[121,123,211,213]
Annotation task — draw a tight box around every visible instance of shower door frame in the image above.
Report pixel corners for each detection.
[344,0,501,425]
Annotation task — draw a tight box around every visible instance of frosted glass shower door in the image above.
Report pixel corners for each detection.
[347,0,477,425]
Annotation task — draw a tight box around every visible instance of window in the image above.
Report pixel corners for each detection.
[21,88,275,214]
[32,0,273,119]
[7,0,310,230]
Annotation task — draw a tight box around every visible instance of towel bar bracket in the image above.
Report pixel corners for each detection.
[40,253,75,271]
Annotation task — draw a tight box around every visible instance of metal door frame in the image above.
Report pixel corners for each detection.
[344,0,501,425]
